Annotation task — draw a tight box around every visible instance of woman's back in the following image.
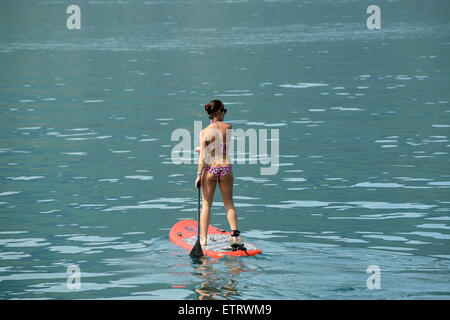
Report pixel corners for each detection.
[202,119,232,167]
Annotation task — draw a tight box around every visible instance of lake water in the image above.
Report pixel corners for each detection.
[0,0,449,299]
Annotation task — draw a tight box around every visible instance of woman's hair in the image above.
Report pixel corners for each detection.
[204,100,224,119]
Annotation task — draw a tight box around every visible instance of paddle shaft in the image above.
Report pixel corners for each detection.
[197,186,200,241]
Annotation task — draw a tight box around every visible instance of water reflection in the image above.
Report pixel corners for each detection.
[192,256,247,300]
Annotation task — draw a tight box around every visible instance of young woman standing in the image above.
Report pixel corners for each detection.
[194,100,242,248]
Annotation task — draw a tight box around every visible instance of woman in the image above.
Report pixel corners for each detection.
[194,100,242,248]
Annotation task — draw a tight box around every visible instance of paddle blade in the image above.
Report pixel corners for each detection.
[189,240,203,258]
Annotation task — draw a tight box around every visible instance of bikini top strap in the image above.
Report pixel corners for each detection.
[210,119,220,128]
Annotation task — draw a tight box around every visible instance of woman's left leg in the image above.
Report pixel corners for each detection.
[218,170,238,242]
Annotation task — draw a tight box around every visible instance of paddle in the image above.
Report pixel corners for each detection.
[190,185,203,258]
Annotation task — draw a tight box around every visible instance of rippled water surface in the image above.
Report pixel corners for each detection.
[1,0,449,299]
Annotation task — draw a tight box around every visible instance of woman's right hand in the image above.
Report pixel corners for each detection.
[195,175,201,188]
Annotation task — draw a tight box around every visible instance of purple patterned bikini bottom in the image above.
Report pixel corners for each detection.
[204,165,232,178]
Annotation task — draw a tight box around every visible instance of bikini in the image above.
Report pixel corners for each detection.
[204,119,232,178]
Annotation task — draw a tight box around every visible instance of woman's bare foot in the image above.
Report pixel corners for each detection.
[230,230,243,246]
[231,236,242,245]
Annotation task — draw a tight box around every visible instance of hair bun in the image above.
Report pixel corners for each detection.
[204,100,223,115]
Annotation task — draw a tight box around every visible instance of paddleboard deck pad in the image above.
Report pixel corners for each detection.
[169,220,262,258]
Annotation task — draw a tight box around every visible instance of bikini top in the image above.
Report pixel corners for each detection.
[206,120,228,154]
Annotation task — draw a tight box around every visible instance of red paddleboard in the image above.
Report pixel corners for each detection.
[169,219,262,258]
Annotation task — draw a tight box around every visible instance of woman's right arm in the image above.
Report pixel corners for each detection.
[195,130,207,187]
[197,130,207,173]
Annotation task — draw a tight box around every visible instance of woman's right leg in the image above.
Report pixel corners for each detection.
[200,171,217,245]
[218,171,238,242]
